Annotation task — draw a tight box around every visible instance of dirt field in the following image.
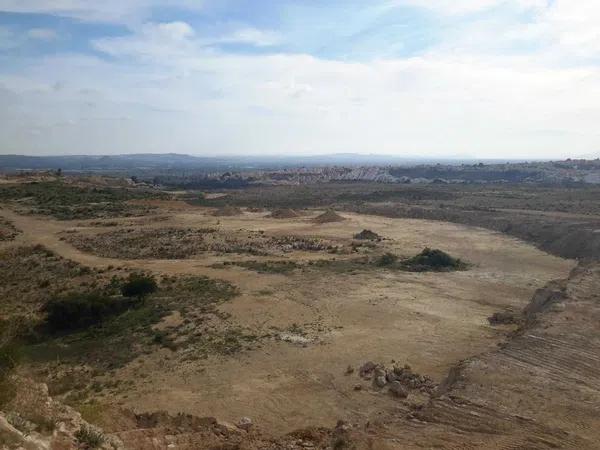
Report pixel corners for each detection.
[0,203,573,435]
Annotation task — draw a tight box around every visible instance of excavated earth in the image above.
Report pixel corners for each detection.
[1,199,599,449]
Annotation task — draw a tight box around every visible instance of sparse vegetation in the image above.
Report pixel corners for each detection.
[0,181,165,220]
[0,218,20,241]
[216,260,301,274]
[63,227,339,259]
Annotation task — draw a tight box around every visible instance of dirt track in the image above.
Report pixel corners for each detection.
[0,206,574,435]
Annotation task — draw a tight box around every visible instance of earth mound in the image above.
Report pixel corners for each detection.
[269,208,300,219]
[313,210,345,224]
[353,229,380,240]
[212,206,243,217]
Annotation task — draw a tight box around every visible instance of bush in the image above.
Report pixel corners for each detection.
[44,292,137,331]
[75,424,106,449]
[376,252,398,267]
[403,248,466,272]
[121,273,157,299]
[353,229,381,240]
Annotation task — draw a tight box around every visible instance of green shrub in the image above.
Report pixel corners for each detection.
[376,252,398,267]
[403,248,466,272]
[75,424,106,449]
[44,292,138,331]
[121,273,157,299]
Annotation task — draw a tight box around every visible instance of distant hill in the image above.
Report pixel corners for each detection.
[0,153,526,173]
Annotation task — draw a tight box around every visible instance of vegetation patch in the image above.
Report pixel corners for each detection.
[75,424,106,449]
[0,181,165,220]
[0,218,20,241]
[19,272,239,371]
[401,248,468,272]
[64,227,341,259]
[0,245,95,318]
[215,260,301,274]
[375,248,467,272]
[63,227,218,259]
[44,292,143,332]
[353,229,381,241]
[120,273,158,299]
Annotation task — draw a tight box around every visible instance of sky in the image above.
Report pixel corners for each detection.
[0,1,599,159]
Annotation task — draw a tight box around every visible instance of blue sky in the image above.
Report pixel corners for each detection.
[0,0,599,158]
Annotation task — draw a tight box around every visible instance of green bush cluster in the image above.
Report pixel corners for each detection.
[374,248,467,272]
[75,424,106,449]
[376,252,398,267]
[403,247,466,272]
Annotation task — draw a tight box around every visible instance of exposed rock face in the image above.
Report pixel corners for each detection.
[0,377,123,450]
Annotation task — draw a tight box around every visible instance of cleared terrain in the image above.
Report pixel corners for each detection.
[0,197,571,434]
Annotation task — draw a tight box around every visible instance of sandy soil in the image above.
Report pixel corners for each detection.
[0,206,573,435]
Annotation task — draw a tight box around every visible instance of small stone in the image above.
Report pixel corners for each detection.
[374,375,387,388]
[386,371,398,383]
[389,381,409,398]
[359,361,376,377]
[345,365,354,375]
[236,417,253,431]
[374,367,386,378]
[353,384,363,391]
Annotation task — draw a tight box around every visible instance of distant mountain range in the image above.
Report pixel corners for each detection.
[0,153,531,172]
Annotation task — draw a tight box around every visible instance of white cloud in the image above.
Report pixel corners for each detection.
[216,28,281,47]
[397,0,546,15]
[1,2,600,158]
[538,0,600,59]
[3,36,600,158]
[92,22,196,61]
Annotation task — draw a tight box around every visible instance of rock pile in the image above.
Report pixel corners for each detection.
[355,362,436,397]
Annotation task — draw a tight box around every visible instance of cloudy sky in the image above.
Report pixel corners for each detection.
[0,1,599,158]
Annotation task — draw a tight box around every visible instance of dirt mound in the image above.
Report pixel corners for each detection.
[269,208,300,219]
[313,210,345,223]
[212,206,243,217]
[353,229,380,240]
